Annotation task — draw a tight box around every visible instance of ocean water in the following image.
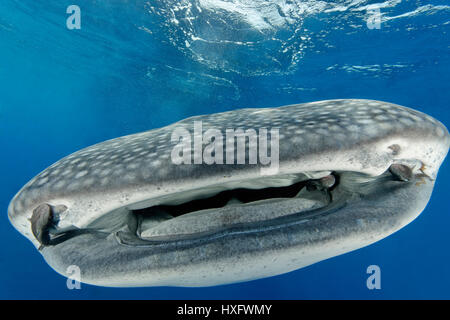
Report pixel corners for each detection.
[0,0,449,299]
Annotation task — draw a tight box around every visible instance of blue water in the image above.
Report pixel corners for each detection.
[1,0,449,299]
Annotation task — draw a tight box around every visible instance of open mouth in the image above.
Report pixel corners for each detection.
[123,173,335,243]
[104,165,412,246]
[40,163,414,248]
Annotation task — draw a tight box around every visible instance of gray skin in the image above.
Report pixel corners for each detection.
[8,99,450,287]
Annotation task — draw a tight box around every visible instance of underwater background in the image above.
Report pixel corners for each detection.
[0,0,449,299]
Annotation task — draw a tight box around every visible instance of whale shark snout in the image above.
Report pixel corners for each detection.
[8,99,450,287]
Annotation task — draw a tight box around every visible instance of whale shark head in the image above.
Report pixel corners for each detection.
[8,99,450,287]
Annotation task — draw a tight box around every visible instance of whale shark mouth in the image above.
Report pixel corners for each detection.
[41,163,416,248]
[119,172,336,245]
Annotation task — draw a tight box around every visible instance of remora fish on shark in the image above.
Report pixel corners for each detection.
[8,99,450,287]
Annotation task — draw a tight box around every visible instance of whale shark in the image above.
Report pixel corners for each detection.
[8,99,449,287]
